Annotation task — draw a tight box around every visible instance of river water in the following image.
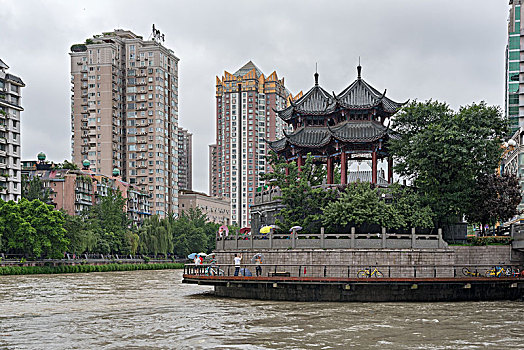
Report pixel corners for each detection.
[1,269,523,350]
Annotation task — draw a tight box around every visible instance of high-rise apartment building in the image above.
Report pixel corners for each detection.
[503,2,524,222]
[70,29,180,217]
[209,144,218,196]
[506,1,522,134]
[0,59,24,202]
[177,127,192,191]
[211,61,298,227]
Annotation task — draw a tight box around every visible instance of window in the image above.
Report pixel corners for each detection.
[509,62,520,72]
[510,36,520,50]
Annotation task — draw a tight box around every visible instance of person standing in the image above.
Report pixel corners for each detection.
[255,255,262,277]
[234,253,242,276]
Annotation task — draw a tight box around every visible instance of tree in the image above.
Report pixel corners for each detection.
[389,100,508,225]
[387,183,434,229]
[63,213,97,254]
[322,182,403,231]
[172,207,218,257]
[262,152,337,233]
[86,189,131,254]
[22,175,51,203]
[0,199,68,258]
[57,160,79,170]
[138,215,173,257]
[466,173,522,233]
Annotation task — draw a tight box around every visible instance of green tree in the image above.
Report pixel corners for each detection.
[263,152,337,233]
[389,100,508,225]
[172,208,208,257]
[86,189,130,254]
[322,182,404,230]
[22,175,51,203]
[138,215,173,257]
[466,173,522,233]
[388,183,434,229]
[0,199,68,258]
[63,213,97,254]
[57,160,79,170]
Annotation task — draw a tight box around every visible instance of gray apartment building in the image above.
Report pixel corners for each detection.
[70,29,180,217]
[0,59,24,202]
[177,127,192,191]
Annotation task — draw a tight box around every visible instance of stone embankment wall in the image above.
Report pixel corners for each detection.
[214,246,524,278]
[450,246,524,265]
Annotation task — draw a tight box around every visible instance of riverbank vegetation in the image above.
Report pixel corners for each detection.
[0,262,184,276]
[0,189,229,259]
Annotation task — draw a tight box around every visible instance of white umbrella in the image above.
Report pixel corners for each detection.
[251,253,265,263]
[289,226,303,232]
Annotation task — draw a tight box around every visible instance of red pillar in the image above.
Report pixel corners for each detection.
[371,151,377,184]
[327,156,333,184]
[388,157,393,184]
[297,155,303,173]
[340,151,347,185]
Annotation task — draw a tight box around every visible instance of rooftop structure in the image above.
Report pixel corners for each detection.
[268,65,404,185]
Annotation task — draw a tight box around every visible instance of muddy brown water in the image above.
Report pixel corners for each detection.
[1,269,523,349]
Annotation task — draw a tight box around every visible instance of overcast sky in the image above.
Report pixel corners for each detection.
[0,0,509,193]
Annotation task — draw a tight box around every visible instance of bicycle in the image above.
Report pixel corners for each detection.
[484,266,512,278]
[357,267,383,278]
[462,267,481,277]
[205,265,224,276]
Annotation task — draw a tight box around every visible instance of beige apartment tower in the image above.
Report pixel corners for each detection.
[211,61,298,227]
[70,29,179,217]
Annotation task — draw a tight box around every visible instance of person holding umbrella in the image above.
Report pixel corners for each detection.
[252,253,264,277]
[233,253,242,276]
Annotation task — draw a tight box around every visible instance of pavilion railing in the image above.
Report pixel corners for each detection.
[216,227,447,251]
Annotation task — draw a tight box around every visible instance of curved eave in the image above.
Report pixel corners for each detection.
[267,138,288,152]
[329,121,390,143]
[284,127,332,149]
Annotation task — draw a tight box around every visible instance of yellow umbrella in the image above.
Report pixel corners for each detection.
[260,226,272,234]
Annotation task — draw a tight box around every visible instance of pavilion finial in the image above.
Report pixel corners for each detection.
[357,57,362,80]
[314,63,319,86]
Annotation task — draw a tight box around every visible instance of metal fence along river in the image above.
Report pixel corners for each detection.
[1,269,524,349]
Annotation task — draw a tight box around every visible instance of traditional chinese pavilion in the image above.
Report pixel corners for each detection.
[268,65,405,185]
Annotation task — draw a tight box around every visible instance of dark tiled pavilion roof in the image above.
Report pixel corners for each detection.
[337,77,403,112]
[278,75,336,121]
[268,121,389,152]
[276,66,405,122]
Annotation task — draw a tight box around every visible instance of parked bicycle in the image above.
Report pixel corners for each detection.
[205,265,224,276]
[484,266,512,278]
[462,267,481,277]
[357,267,383,278]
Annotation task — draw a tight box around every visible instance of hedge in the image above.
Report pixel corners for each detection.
[0,263,184,276]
